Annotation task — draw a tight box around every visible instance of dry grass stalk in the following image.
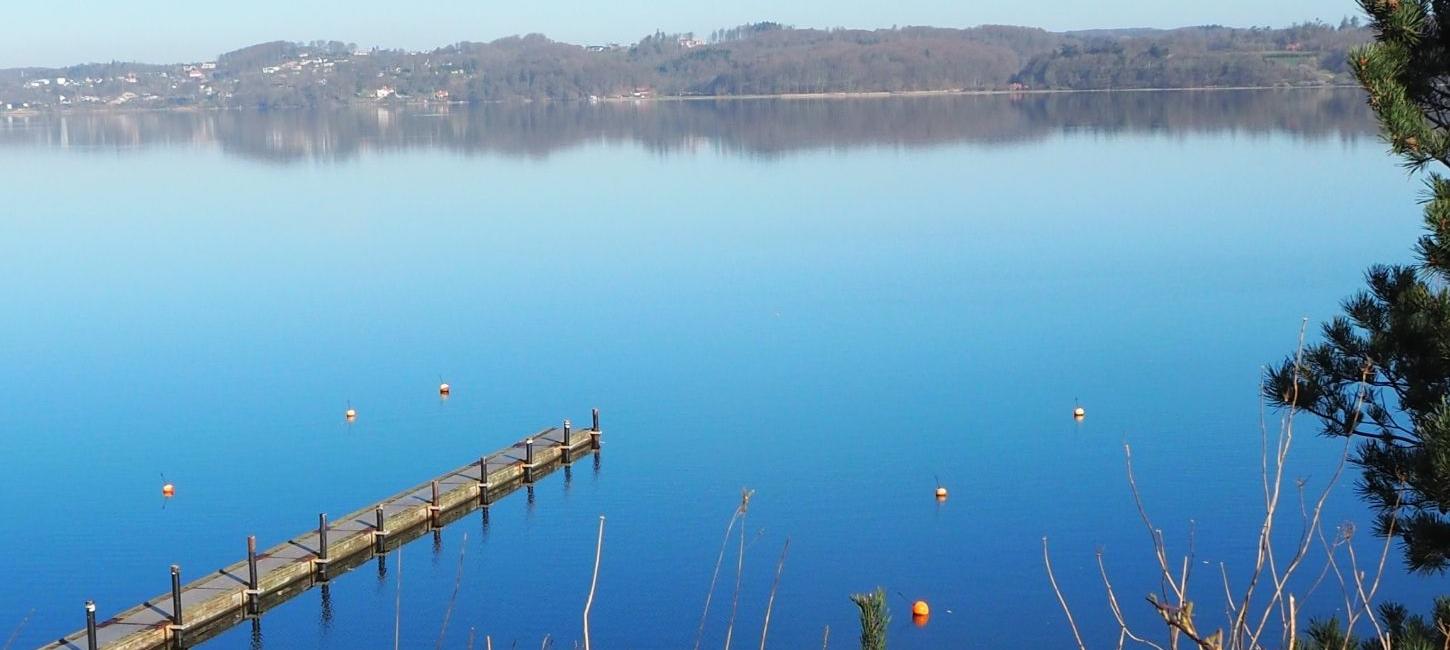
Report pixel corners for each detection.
[583,516,605,650]
[2,609,35,650]
[696,489,754,650]
[436,533,469,650]
[758,537,791,650]
[820,625,830,650]
[722,489,755,650]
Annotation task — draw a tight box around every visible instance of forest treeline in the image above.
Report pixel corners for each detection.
[0,21,1369,109]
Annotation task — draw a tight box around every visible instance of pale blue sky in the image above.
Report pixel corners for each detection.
[3,0,1359,68]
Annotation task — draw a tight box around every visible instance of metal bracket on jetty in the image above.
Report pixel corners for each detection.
[42,409,603,650]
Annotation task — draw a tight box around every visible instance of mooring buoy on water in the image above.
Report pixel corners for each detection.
[935,486,948,499]
[345,408,357,421]
[162,483,175,497]
[439,382,451,396]
[913,600,931,617]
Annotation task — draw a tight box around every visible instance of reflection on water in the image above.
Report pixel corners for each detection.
[0,88,1373,163]
[1,86,1428,649]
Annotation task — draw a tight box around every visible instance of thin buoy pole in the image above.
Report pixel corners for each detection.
[393,548,402,650]
[583,516,605,650]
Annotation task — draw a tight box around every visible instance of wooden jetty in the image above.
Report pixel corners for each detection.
[42,410,602,650]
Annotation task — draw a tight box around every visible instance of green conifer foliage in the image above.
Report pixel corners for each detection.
[850,588,889,650]
[1264,0,1450,574]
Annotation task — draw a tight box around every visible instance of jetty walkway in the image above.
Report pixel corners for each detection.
[41,410,602,650]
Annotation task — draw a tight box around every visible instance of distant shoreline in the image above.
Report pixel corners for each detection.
[621,83,1362,103]
[0,84,1362,117]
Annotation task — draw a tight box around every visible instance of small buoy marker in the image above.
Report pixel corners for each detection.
[345,408,357,420]
[162,483,175,497]
[439,382,450,396]
[1074,406,1086,418]
[912,600,931,617]
[935,486,948,499]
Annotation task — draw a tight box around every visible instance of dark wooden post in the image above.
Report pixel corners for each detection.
[429,480,442,526]
[374,506,386,552]
[85,600,97,650]
[524,438,536,483]
[317,513,329,563]
[590,409,601,450]
[246,536,260,612]
[169,565,184,628]
[478,456,491,505]
[561,419,574,463]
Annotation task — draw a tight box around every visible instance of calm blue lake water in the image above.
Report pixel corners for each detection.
[1,90,1440,649]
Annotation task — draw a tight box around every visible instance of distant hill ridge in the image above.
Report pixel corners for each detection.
[0,21,1370,110]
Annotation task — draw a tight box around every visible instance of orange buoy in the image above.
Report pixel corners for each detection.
[161,483,175,497]
[439,382,451,396]
[912,600,930,617]
[1073,406,1086,419]
[345,408,357,420]
[935,486,948,499]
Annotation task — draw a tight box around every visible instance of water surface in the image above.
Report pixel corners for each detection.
[0,89,1437,649]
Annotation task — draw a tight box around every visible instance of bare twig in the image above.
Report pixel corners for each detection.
[1344,515,1394,646]
[1124,443,1183,605]
[1233,321,1310,648]
[436,533,469,650]
[1147,597,1222,650]
[1245,384,1362,649]
[821,625,830,650]
[467,628,476,650]
[1286,595,1297,650]
[759,538,790,650]
[583,516,605,650]
[1043,537,1088,650]
[1218,563,1236,626]
[1097,551,1166,650]
[1242,329,1366,650]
